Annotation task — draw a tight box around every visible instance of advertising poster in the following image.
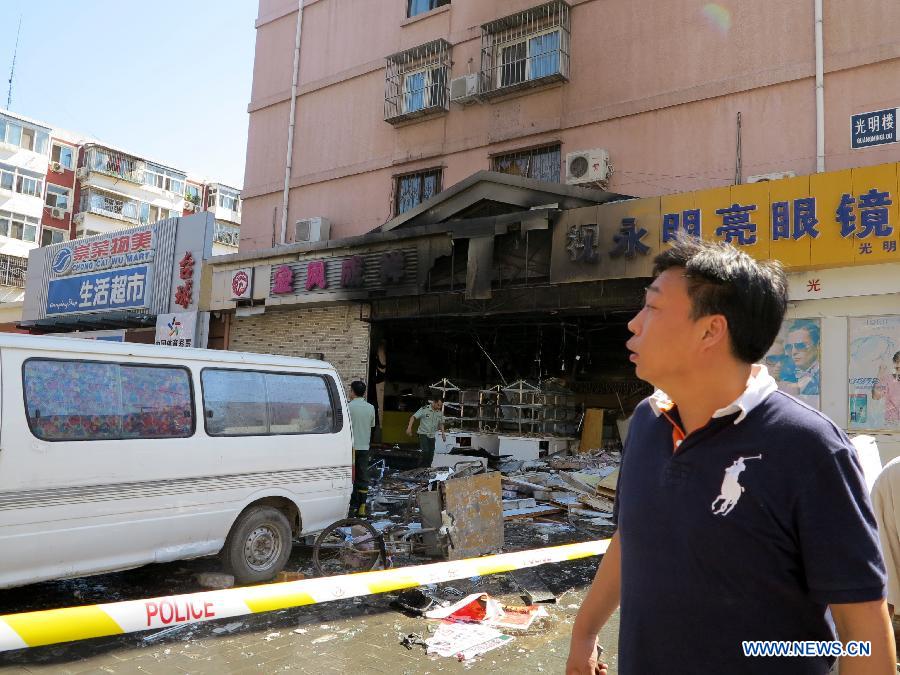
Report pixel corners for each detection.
[848,315,900,431]
[763,318,822,409]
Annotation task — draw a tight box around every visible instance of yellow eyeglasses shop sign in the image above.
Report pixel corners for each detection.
[550,161,900,284]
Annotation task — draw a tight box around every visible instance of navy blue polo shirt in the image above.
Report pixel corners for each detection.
[613,390,886,675]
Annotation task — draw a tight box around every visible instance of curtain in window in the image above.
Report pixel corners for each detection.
[404,71,426,113]
[529,31,560,79]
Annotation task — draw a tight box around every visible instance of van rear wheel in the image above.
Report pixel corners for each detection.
[222,506,292,584]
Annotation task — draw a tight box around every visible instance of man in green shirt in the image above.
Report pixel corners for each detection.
[406,398,446,468]
[348,380,376,517]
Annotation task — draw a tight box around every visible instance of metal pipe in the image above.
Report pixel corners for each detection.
[280,0,304,245]
[815,0,825,173]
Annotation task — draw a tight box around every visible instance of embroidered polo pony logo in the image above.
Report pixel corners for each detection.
[711,455,763,515]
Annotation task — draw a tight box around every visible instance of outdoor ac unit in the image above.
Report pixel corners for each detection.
[50,161,62,173]
[184,201,195,212]
[294,217,331,243]
[450,74,480,104]
[747,171,797,183]
[51,207,65,219]
[75,166,89,180]
[73,212,85,226]
[565,149,611,186]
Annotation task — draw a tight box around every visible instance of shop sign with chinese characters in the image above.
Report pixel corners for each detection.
[49,228,155,278]
[550,160,900,283]
[231,268,253,299]
[851,108,898,149]
[46,266,151,315]
[267,250,412,298]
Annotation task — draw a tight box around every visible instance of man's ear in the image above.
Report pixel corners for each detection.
[700,314,730,351]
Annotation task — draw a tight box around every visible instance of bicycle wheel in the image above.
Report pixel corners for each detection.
[312,518,386,576]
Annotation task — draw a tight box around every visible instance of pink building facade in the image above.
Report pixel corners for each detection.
[241,0,900,252]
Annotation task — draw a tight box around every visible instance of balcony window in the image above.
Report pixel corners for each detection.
[214,221,240,247]
[407,0,449,18]
[492,144,561,183]
[41,227,68,246]
[83,146,145,184]
[395,168,442,215]
[45,184,71,211]
[51,143,75,170]
[0,162,44,198]
[0,210,39,244]
[79,189,141,224]
[0,114,49,154]
[0,253,27,287]
[385,39,450,124]
[185,184,202,205]
[481,1,570,98]
[144,164,186,195]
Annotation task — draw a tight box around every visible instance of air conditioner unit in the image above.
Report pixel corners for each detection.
[73,212,85,226]
[565,149,611,186]
[746,171,797,183]
[450,74,480,104]
[184,201,195,212]
[50,161,62,173]
[51,207,65,219]
[75,166,89,180]
[294,217,331,243]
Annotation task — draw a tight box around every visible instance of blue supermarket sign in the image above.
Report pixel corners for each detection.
[46,265,151,315]
[851,108,898,149]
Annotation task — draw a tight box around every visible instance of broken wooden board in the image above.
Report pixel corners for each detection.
[503,497,537,511]
[596,486,617,499]
[578,494,615,512]
[579,408,605,454]
[597,469,619,493]
[503,505,564,520]
[442,471,504,560]
[557,472,594,494]
[550,493,581,508]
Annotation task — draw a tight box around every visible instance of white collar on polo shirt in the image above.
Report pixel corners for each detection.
[647,364,779,425]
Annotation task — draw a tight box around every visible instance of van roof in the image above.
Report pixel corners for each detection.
[0,333,335,371]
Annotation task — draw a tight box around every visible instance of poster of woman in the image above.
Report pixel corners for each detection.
[763,318,821,409]
[849,315,900,431]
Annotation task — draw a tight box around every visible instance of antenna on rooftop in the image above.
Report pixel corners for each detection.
[7,15,22,109]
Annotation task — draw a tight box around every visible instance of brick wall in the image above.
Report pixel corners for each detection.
[229,303,371,386]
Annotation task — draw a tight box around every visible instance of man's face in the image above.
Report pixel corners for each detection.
[785,328,817,370]
[893,359,900,380]
[626,268,709,389]
[431,400,443,411]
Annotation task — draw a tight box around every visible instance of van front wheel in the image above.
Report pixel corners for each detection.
[222,506,292,584]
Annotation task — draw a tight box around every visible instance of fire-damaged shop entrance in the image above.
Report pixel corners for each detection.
[368,276,651,461]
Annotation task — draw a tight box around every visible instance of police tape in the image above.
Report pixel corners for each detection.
[0,538,610,652]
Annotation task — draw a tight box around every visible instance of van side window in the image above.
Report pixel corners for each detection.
[201,369,336,436]
[23,359,194,441]
[201,370,268,436]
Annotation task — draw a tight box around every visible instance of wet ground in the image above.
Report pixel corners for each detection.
[0,522,618,674]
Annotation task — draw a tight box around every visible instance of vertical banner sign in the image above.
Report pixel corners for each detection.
[762,318,822,410]
[848,315,900,431]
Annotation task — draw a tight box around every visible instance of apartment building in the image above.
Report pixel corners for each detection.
[240,0,900,250]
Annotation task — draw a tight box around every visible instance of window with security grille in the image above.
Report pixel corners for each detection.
[492,145,561,183]
[385,40,450,124]
[481,1,570,97]
[394,169,442,215]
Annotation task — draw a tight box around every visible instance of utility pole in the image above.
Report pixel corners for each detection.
[7,16,22,109]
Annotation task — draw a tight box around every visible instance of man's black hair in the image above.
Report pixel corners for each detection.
[652,234,788,364]
[351,380,366,397]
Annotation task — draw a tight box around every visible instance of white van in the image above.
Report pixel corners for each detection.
[0,334,352,588]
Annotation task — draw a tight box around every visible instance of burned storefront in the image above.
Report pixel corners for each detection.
[210,172,656,463]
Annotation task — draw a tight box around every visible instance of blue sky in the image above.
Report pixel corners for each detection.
[0,0,257,188]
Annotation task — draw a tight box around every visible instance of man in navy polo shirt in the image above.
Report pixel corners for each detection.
[567,236,895,674]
